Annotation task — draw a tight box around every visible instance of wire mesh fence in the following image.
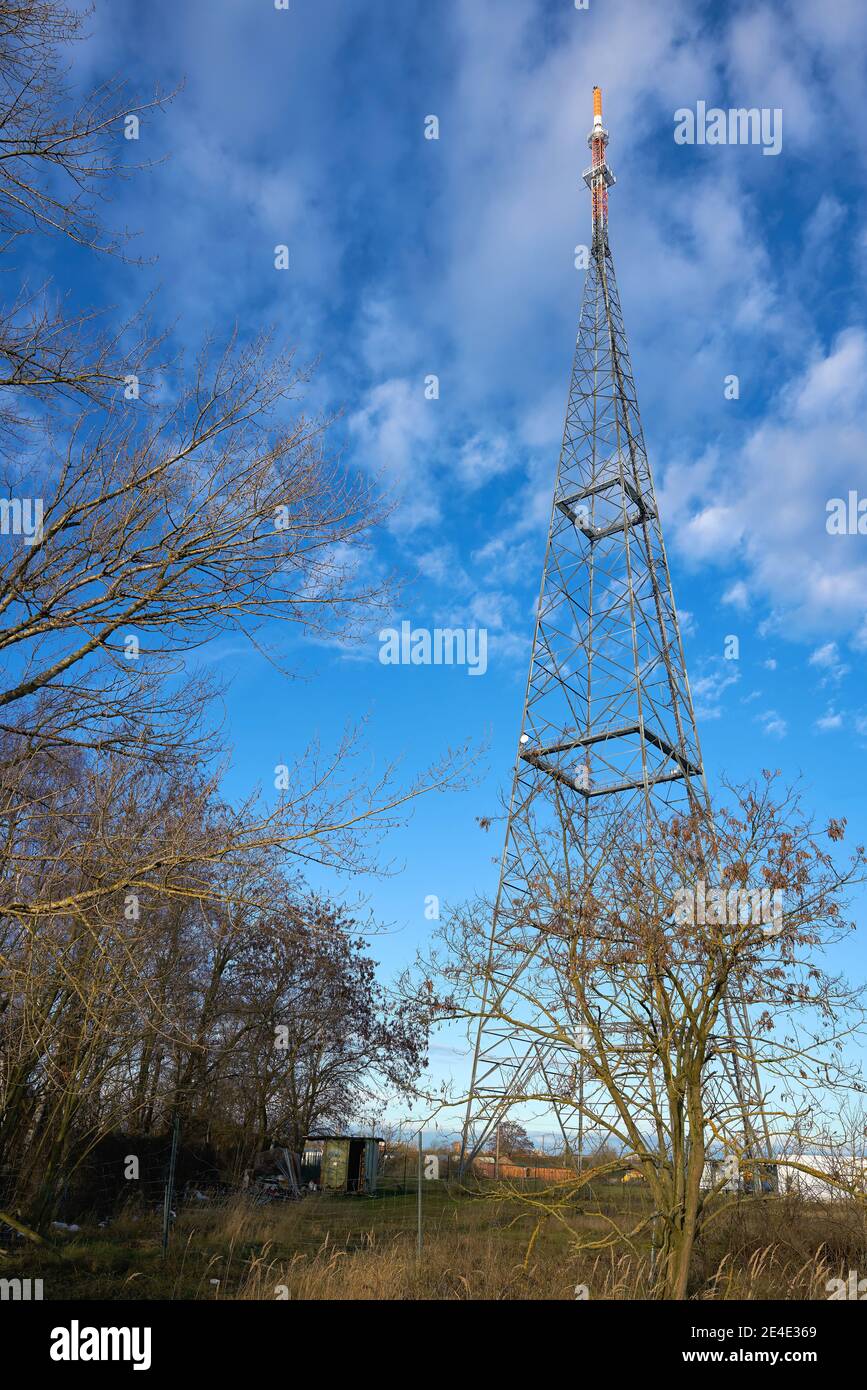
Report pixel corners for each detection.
[155,1127,654,1266]
[0,1122,658,1297]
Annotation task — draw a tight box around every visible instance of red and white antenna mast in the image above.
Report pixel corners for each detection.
[583,85,616,247]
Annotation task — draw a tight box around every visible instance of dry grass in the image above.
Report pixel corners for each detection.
[235,1228,850,1301]
[236,1233,653,1300]
[3,1187,865,1300]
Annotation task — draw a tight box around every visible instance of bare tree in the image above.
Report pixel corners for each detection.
[0,0,169,254]
[0,748,443,1218]
[0,334,391,753]
[0,3,475,1230]
[197,894,430,1153]
[425,774,867,1299]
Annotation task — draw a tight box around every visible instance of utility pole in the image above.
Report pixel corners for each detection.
[162,1113,180,1257]
[417,1130,423,1260]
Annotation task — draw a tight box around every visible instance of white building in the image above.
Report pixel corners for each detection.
[773,1154,867,1201]
[701,1152,867,1200]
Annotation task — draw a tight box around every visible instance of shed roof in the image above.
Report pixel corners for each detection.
[304,1134,385,1143]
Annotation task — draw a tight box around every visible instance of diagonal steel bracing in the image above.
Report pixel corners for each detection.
[460,88,770,1176]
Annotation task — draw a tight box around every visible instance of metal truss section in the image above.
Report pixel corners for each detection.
[460,88,770,1177]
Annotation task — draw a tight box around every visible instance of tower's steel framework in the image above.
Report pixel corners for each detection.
[460,88,769,1171]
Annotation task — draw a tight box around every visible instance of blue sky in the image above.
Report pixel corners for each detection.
[46,0,867,1120]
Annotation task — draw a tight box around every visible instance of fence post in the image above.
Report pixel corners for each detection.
[649,1211,661,1291]
[162,1113,180,1257]
[417,1129,423,1259]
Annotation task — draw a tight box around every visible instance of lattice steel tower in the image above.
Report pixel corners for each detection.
[460,88,769,1172]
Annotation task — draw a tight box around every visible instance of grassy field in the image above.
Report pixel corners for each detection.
[3,1182,866,1300]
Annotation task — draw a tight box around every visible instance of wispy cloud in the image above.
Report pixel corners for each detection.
[757,709,788,739]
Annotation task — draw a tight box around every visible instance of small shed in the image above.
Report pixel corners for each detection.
[701,1156,778,1195]
[700,1156,740,1193]
[302,1135,384,1194]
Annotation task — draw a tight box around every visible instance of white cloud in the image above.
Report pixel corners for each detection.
[440,586,528,665]
[455,433,513,490]
[417,546,468,588]
[358,298,420,375]
[757,709,788,739]
[692,664,740,720]
[665,330,867,642]
[810,642,839,666]
[348,378,440,532]
[722,580,750,611]
[68,0,867,686]
[472,532,540,586]
[724,7,815,150]
[808,641,850,684]
[816,706,844,732]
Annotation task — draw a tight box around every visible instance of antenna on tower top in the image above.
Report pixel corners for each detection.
[583,86,616,247]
